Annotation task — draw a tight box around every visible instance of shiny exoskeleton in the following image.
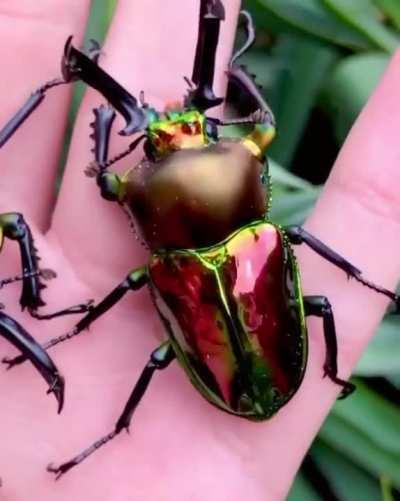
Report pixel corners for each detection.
[0,212,93,413]
[1,0,399,479]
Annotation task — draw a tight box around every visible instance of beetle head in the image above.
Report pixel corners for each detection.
[147,110,209,158]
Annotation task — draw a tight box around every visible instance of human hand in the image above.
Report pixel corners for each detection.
[0,1,399,500]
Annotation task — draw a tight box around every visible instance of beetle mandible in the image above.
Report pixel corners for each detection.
[1,0,399,479]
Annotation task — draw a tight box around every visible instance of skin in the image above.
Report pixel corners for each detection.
[0,1,399,499]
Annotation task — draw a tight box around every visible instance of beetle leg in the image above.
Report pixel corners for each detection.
[0,37,101,148]
[47,342,175,479]
[89,104,116,166]
[286,225,400,311]
[0,212,49,311]
[85,104,122,201]
[2,267,148,369]
[225,10,275,125]
[85,104,146,201]
[29,300,95,321]
[0,213,93,319]
[304,295,355,399]
[85,105,147,203]
[0,311,64,412]
[184,0,225,111]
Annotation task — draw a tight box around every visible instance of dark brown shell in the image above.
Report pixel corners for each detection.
[123,139,268,250]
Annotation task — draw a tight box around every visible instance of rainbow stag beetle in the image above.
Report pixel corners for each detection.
[0,212,93,413]
[1,0,400,479]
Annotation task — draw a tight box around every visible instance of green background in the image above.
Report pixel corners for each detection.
[71,1,400,499]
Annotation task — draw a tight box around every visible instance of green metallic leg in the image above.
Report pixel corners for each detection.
[47,341,175,479]
[286,225,400,311]
[304,295,355,399]
[2,267,148,368]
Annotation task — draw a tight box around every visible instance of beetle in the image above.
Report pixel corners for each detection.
[0,211,93,413]
[1,0,399,479]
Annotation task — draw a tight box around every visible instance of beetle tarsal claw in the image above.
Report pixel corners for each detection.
[46,374,65,414]
[2,356,16,370]
[47,463,68,481]
[40,268,57,281]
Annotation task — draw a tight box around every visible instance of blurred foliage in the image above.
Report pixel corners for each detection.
[76,0,400,499]
[240,0,400,499]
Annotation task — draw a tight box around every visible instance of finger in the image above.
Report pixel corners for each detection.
[52,0,241,291]
[244,50,400,495]
[0,1,90,229]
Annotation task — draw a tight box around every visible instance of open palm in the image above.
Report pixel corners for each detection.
[0,1,400,500]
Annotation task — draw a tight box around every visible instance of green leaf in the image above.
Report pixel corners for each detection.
[381,475,396,501]
[85,0,117,44]
[269,158,316,190]
[321,0,400,52]
[331,380,400,455]
[355,316,400,377]
[311,440,382,501]
[60,0,117,176]
[320,413,400,488]
[373,0,400,30]
[287,473,322,501]
[270,189,319,225]
[267,35,337,167]
[387,374,400,388]
[321,52,390,143]
[245,0,372,49]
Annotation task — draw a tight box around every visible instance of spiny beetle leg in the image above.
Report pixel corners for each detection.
[0,213,94,319]
[0,212,47,311]
[286,225,400,311]
[90,104,116,166]
[223,10,275,127]
[304,295,355,399]
[0,311,64,412]
[204,9,275,159]
[48,342,175,479]
[86,105,146,200]
[2,267,149,369]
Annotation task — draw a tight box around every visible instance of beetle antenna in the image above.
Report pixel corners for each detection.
[0,268,56,290]
[85,134,147,176]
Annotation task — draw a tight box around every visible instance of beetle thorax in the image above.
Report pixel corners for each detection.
[148,110,208,158]
[123,140,268,250]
